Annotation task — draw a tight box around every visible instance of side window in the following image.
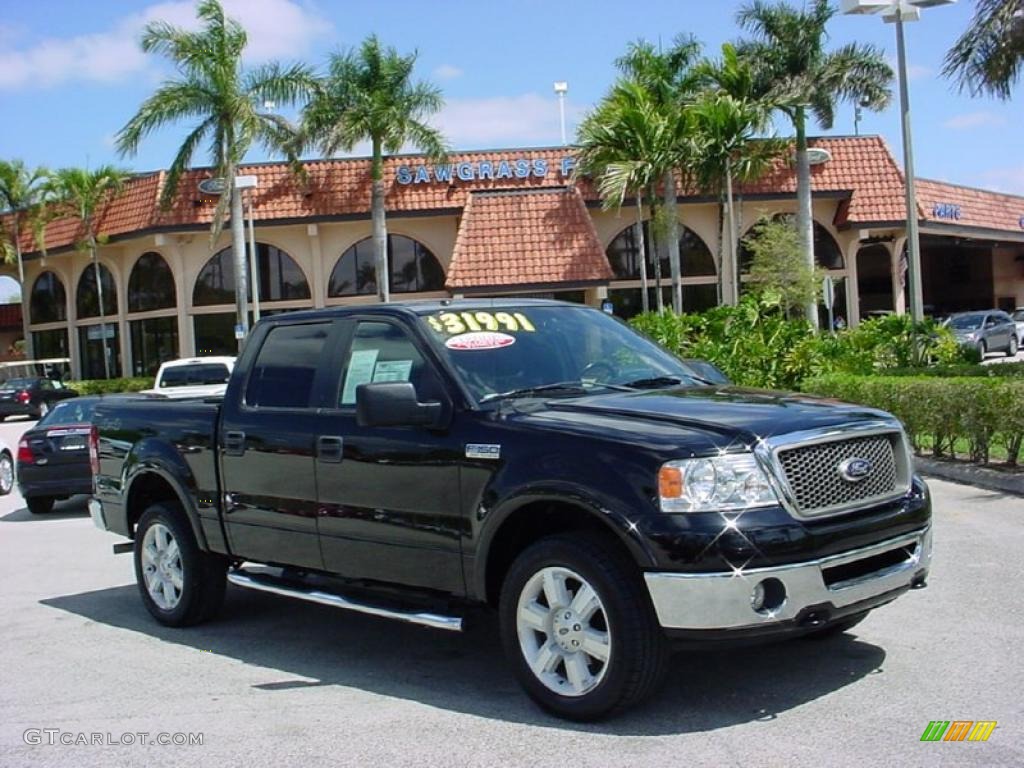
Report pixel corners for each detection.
[246,323,330,408]
[39,379,54,391]
[339,321,443,406]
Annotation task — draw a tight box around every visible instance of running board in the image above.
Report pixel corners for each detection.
[227,569,463,632]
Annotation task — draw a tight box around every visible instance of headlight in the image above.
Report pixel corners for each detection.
[658,454,779,513]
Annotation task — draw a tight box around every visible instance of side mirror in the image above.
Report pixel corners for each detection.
[356,382,445,429]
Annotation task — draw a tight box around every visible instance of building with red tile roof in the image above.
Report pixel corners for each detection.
[4,135,1023,379]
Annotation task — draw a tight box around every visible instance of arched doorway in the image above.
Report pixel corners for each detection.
[856,244,894,316]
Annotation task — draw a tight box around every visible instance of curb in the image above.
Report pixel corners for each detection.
[914,456,1024,496]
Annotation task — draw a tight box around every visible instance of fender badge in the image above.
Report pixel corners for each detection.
[466,444,501,460]
[838,457,872,482]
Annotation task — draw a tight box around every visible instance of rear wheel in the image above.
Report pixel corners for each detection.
[26,496,55,515]
[499,534,667,721]
[980,340,988,357]
[1008,336,1018,357]
[0,451,12,495]
[134,502,227,627]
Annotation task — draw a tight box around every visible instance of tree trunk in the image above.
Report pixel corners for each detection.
[13,214,32,360]
[371,139,389,303]
[725,165,738,304]
[230,172,249,351]
[648,184,663,313]
[635,195,649,314]
[715,199,725,307]
[664,170,682,314]
[794,107,818,329]
[91,241,112,380]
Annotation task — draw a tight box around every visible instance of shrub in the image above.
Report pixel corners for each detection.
[803,373,1024,465]
[67,377,154,395]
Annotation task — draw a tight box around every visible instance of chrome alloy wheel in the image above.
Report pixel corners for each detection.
[516,566,612,697]
[141,523,183,610]
[0,453,12,494]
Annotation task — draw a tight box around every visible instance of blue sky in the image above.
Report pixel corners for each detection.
[0,0,1021,194]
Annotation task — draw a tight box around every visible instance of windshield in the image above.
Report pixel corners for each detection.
[158,364,230,388]
[418,305,701,403]
[38,399,97,426]
[948,314,984,330]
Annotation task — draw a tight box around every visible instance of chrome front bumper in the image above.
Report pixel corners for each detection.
[88,498,108,531]
[644,526,932,631]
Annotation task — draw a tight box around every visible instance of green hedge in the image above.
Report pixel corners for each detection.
[881,362,1024,378]
[66,377,154,395]
[803,373,1024,465]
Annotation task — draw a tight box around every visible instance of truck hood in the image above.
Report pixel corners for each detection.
[540,386,896,444]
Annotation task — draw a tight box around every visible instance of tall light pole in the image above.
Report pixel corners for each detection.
[235,175,260,324]
[842,0,957,322]
[553,81,568,146]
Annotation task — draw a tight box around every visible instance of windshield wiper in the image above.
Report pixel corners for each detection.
[479,381,590,404]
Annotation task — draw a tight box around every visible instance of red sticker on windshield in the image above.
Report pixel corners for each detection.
[445,331,516,351]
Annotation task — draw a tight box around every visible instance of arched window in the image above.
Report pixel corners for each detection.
[29,271,67,324]
[193,243,310,306]
[606,222,716,280]
[76,262,118,318]
[329,235,445,297]
[739,216,845,272]
[128,252,176,312]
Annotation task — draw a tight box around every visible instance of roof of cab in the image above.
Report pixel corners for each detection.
[259,298,585,324]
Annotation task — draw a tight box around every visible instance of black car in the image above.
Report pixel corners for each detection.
[0,377,78,420]
[17,396,99,515]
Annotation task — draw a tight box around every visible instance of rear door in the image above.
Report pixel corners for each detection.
[314,316,466,593]
[218,320,336,569]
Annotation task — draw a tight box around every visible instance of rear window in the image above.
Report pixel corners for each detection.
[39,399,97,426]
[158,364,231,388]
[1,378,33,390]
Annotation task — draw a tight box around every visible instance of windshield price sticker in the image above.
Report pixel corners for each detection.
[428,311,536,335]
[445,331,516,351]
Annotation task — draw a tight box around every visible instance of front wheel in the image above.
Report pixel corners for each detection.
[133,503,227,627]
[499,534,667,721]
[0,451,13,495]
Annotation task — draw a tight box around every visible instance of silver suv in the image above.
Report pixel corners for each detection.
[945,310,1018,357]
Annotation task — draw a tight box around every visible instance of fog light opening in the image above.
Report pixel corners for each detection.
[752,577,786,615]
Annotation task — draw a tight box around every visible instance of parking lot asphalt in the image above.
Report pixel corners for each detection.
[0,415,1022,768]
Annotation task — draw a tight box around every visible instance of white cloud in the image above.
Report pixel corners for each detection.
[432,64,463,81]
[978,166,1024,196]
[431,93,585,147]
[885,56,931,81]
[0,0,331,90]
[943,111,1007,130]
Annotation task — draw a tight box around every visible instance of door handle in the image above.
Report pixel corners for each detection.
[317,435,344,463]
[223,430,246,456]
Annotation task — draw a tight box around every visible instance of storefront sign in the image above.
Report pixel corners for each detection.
[932,202,962,220]
[396,156,576,185]
[86,324,115,341]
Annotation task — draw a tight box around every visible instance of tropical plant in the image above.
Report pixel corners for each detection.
[943,0,1024,99]
[613,37,704,313]
[0,160,51,358]
[301,36,447,303]
[743,215,823,316]
[690,43,787,304]
[46,166,131,379]
[115,0,314,341]
[736,0,893,327]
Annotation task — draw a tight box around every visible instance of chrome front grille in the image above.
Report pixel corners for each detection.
[774,432,906,518]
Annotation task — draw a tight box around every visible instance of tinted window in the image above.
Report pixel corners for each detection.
[245,323,329,408]
[128,252,176,312]
[193,243,310,306]
[39,399,97,426]
[338,321,443,406]
[30,272,67,324]
[76,262,118,318]
[159,364,231,388]
[606,222,716,279]
[2,378,34,390]
[329,235,445,297]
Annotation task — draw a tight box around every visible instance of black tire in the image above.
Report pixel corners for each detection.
[26,496,55,515]
[980,340,988,357]
[133,502,227,627]
[499,533,668,721]
[0,451,13,495]
[1007,336,1018,358]
[804,613,867,640]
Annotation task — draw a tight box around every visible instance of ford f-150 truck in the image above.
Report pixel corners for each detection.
[89,300,932,721]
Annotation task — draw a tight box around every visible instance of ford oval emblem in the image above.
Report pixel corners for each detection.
[839,457,873,483]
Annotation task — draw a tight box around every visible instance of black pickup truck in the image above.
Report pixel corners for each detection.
[90,300,932,720]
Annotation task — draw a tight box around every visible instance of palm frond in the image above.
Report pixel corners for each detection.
[943,0,1023,99]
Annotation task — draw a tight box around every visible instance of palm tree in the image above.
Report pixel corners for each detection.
[736,0,892,327]
[691,44,787,304]
[614,37,703,313]
[47,166,131,379]
[301,36,447,303]
[0,160,50,359]
[943,0,1024,99]
[116,0,314,343]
